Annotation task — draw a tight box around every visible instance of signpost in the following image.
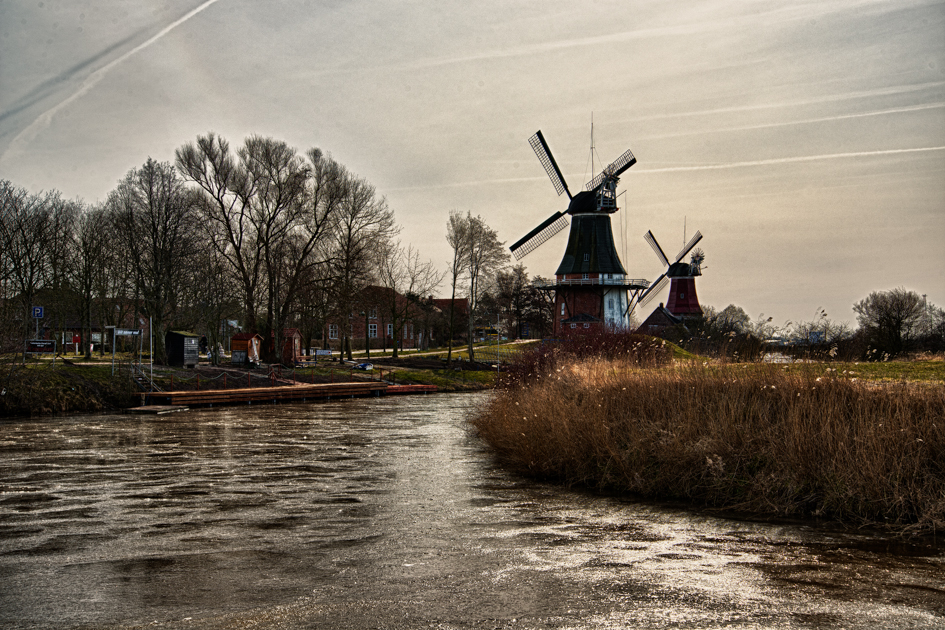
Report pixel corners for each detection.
[25,339,56,366]
[32,306,43,338]
[26,340,55,353]
[106,327,142,376]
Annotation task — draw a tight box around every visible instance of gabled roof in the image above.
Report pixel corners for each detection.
[637,304,684,332]
[432,298,468,312]
[232,332,262,341]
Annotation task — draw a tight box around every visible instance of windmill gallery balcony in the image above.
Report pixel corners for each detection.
[534,275,651,290]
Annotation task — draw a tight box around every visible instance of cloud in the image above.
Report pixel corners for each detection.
[0,0,223,170]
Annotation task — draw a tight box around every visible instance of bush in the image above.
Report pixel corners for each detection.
[473,359,945,535]
[497,329,671,389]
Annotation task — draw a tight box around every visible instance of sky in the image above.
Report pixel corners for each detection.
[1,0,943,329]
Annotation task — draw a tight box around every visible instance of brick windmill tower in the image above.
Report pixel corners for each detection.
[509,129,650,335]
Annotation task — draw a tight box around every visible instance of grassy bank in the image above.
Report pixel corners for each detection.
[0,363,139,416]
[0,356,494,417]
[472,359,945,535]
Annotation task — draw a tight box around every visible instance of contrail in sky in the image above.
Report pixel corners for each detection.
[638,146,945,173]
[386,146,945,191]
[0,0,222,169]
[642,103,945,140]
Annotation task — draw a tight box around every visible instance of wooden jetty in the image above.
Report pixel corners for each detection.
[139,381,397,408]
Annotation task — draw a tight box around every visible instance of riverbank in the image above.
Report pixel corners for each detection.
[0,358,493,417]
[471,358,945,536]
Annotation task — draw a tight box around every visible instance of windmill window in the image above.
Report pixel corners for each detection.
[560,303,565,315]
[584,253,589,262]
[680,293,686,299]
[608,298,614,310]
[570,323,576,329]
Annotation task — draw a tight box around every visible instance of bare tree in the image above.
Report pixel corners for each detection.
[176,133,264,338]
[524,275,555,339]
[326,174,397,360]
[68,204,110,359]
[376,241,443,358]
[109,158,201,364]
[464,213,509,361]
[0,182,64,348]
[444,209,469,361]
[177,134,346,363]
[492,264,531,339]
[854,287,926,358]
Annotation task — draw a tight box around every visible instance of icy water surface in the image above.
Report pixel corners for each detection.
[0,392,942,629]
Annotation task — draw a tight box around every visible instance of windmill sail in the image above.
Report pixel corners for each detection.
[678,231,702,262]
[639,275,668,307]
[509,211,569,260]
[529,131,571,199]
[586,149,636,192]
[644,230,669,267]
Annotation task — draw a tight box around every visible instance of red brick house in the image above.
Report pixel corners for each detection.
[324,287,429,353]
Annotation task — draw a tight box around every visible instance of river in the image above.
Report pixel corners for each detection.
[0,392,942,629]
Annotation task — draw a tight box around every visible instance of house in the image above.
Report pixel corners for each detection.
[636,303,686,337]
[282,328,302,364]
[230,332,262,365]
[325,288,465,353]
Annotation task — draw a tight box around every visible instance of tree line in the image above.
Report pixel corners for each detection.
[662,289,945,361]
[3,132,939,364]
[1,134,490,364]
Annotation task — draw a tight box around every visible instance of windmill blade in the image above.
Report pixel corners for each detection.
[674,230,703,263]
[509,211,569,260]
[529,131,572,199]
[639,275,669,307]
[585,148,637,191]
[644,230,670,267]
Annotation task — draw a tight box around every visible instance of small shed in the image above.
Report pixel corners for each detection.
[231,332,263,366]
[165,330,200,367]
[282,328,302,365]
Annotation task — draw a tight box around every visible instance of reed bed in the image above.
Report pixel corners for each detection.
[472,359,945,535]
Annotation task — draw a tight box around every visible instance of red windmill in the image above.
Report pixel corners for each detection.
[638,229,705,317]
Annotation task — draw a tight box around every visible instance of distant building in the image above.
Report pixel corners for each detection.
[636,304,685,337]
[165,331,199,367]
[230,332,262,365]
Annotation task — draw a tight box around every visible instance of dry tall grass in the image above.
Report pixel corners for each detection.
[472,359,945,535]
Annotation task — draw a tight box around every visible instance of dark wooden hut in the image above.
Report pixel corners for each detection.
[165,330,200,367]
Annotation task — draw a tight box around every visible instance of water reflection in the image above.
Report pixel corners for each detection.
[0,393,942,629]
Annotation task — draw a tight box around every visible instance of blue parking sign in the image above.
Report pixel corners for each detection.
[32,306,44,318]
